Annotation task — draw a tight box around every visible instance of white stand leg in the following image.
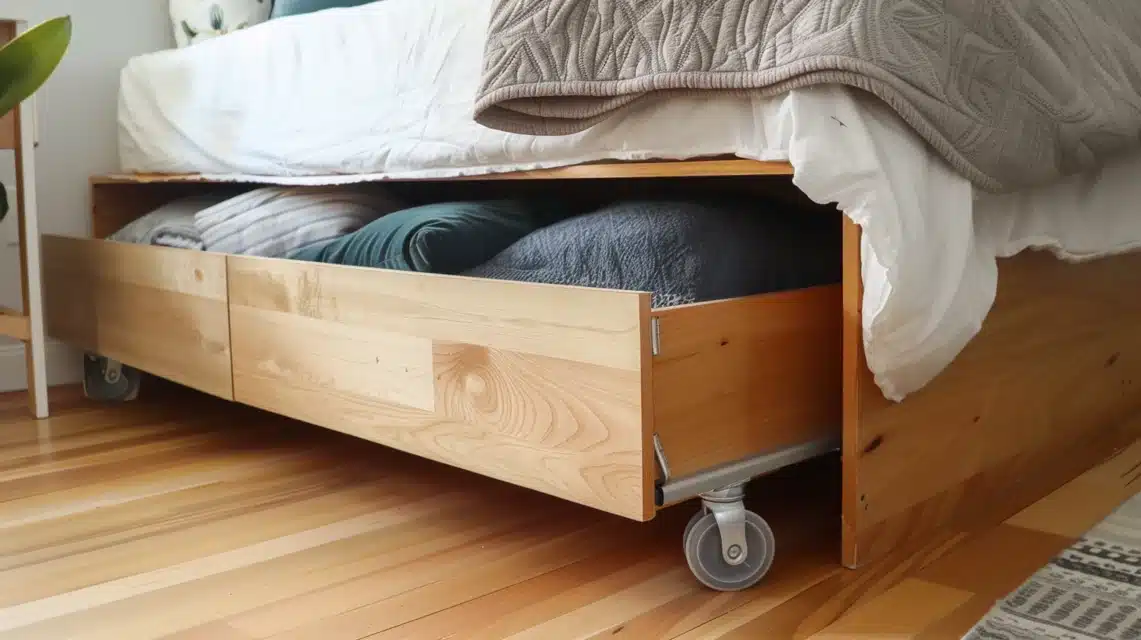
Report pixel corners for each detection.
[15,89,49,419]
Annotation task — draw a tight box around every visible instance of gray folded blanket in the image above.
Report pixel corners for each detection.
[194,187,404,258]
[475,0,1141,192]
[462,200,841,307]
[108,195,223,250]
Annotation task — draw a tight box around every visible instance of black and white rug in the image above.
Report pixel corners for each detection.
[965,493,1141,640]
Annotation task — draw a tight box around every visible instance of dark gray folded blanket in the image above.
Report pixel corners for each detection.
[462,200,841,307]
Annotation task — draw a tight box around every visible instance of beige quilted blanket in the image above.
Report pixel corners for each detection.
[474,0,1141,192]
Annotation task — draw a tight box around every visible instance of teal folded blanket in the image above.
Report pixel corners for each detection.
[271,0,379,19]
[290,200,553,274]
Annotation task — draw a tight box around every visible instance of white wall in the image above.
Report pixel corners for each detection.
[0,0,173,390]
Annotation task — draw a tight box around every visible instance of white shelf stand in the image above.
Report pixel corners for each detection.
[2,18,50,418]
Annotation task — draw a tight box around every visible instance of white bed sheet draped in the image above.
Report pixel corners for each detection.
[117,0,1141,401]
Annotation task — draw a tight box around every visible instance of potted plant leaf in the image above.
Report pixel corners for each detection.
[0,16,72,222]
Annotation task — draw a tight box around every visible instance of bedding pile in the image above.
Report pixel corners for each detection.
[116,194,843,306]
[463,200,841,308]
[111,187,401,259]
[115,0,1141,400]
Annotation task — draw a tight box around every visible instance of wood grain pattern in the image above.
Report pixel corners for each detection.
[651,286,842,480]
[842,217,1141,567]
[0,386,1137,638]
[91,159,794,186]
[41,236,233,399]
[0,307,30,342]
[841,218,866,567]
[227,256,653,520]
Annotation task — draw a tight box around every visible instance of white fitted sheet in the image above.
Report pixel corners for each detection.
[117,0,1141,401]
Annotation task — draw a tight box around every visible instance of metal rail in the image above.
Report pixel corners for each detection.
[655,437,841,507]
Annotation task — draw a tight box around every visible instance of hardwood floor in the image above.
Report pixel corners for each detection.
[1,385,1138,639]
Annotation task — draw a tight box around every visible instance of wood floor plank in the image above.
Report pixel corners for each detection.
[1007,437,1141,538]
[246,520,638,639]
[6,502,561,640]
[0,386,1135,639]
[913,597,997,640]
[367,548,681,640]
[810,579,973,638]
[915,524,1073,600]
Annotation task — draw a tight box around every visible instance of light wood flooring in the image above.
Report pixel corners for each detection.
[2,385,1139,639]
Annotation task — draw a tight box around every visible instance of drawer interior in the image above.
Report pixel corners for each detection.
[650,285,842,481]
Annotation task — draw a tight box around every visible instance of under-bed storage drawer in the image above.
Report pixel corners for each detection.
[226,257,843,521]
[42,235,234,399]
[227,256,655,519]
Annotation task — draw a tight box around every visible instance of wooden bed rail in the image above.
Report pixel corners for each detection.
[841,218,1141,567]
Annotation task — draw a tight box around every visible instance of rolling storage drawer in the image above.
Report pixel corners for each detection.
[226,256,842,521]
[42,235,234,400]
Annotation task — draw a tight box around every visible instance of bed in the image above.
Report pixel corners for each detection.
[38,0,1141,590]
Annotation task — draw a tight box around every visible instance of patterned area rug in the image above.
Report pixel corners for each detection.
[965,492,1141,640]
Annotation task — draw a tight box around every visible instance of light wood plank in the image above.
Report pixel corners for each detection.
[90,159,794,187]
[227,256,647,371]
[227,257,654,520]
[841,219,866,567]
[41,236,233,399]
[916,524,1073,600]
[1006,437,1141,538]
[651,286,842,480]
[842,217,1141,567]
[0,308,29,342]
[811,579,973,638]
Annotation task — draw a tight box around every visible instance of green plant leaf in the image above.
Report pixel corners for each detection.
[181,20,199,41]
[0,16,72,119]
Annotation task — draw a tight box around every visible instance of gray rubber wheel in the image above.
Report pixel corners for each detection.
[685,507,707,535]
[683,510,775,591]
[83,354,141,403]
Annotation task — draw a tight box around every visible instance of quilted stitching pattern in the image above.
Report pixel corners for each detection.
[475,0,1141,192]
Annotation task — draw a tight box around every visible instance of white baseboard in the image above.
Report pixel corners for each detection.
[0,339,82,392]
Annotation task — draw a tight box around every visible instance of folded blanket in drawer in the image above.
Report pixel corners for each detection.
[291,200,558,273]
[109,195,228,250]
[463,200,842,307]
[195,186,404,258]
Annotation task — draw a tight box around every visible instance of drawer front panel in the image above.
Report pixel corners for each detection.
[227,256,653,520]
[42,236,233,399]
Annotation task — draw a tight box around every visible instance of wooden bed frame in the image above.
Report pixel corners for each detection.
[37,159,1141,587]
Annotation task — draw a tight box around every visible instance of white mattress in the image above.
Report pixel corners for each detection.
[118,0,1141,402]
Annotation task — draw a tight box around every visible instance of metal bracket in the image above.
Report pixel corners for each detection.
[652,433,672,482]
[657,436,840,507]
[702,482,749,565]
[650,317,661,356]
[104,358,122,384]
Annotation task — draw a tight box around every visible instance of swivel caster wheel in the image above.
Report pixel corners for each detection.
[683,508,775,591]
[83,354,141,403]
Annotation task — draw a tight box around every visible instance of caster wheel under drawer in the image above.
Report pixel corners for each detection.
[682,484,776,592]
[83,354,141,403]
